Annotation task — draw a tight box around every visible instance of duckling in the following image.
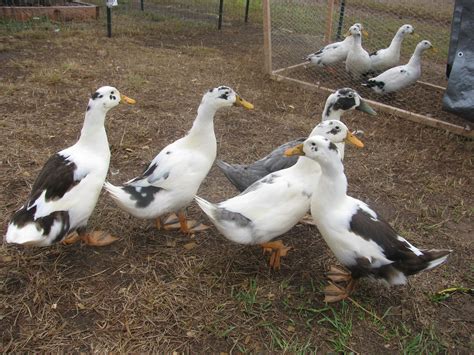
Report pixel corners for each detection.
[104,86,253,235]
[217,88,376,192]
[363,40,435,94]
[346,25,371,79]
[370,24,416,72]
[286,136,451,302]
[196,120,364,270]
[5,86,136,247]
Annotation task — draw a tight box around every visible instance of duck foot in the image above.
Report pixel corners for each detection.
[325,265,352,283]
[62,232,81,245]
[260,240,292,270]
[324,275,357,303]
[162,211,210,235]
[80,231,119,246]
[62,230,118,246]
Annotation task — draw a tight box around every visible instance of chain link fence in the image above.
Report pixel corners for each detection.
[265,0,471,136]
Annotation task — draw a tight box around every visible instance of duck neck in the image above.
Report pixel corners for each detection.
[313,157,347,208]
[76,103,110,154]
[351,35,362,50]
[320,102,343,123]
[387,30,404,53]
[187,103,217,142]
[407,46,424,67]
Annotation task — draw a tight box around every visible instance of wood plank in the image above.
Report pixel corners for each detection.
[271,73,473,138]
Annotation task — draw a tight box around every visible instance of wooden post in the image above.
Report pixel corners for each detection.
[263,0,272,75]
[325,0,335,44]
[270,73,473,138]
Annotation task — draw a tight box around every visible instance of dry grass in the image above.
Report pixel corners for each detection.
[0,11,473,353]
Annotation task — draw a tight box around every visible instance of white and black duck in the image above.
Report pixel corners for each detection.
[363,40,435,94]
[217,88,376,192]
[5,86,136,247]
[286,135,451,302]
[104,86,253,235]
[369,24,416,73]
[345,25,371,79]
[305,23,367,67]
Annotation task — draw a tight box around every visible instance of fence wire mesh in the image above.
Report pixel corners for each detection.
[123,0,255,26]
[269,0,466,128]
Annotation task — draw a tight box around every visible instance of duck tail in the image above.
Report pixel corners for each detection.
[216,160,249,192]
[423,249,452,271]
[194,195,217,222]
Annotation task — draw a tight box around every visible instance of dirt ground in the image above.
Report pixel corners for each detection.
[0,12,473,353]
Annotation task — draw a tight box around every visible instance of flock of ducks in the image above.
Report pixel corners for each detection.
[5,82,451,302]
[306,23,437,94]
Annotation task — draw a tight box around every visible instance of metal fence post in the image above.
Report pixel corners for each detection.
[140,0,144,11]
[218,0,224,30]
[107,6,112,37]
[336,0,346,40]
[245,0,250,23]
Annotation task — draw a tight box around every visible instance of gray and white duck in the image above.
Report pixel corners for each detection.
[217,88,376,192]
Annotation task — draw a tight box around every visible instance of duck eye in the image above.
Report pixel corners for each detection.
[335,126,340,130]
[311,142,316,146]
[347,94,353,98]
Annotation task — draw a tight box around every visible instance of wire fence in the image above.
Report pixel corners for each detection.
[265,0,471,136]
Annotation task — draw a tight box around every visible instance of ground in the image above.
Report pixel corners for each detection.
[0,9,473,353]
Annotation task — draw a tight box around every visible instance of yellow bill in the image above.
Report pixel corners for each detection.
[234,95,254,110]
[431,47,439,53]
[284,143,305,157]
[362,29,369,38]
[120,94,136,104]
[344,131,364,148]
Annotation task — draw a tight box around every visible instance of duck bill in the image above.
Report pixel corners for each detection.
[431,47,438,53]
[120,94,136,104]
[284,143,305,157]
[412,31,420,38]
[234,95,254,110]
[362,30,369,38]
[344,131,364,148]
[356,99,377,115]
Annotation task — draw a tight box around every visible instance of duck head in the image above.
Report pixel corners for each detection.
[323,88,377,120]
[201,86,254,111]
[88,86,136,112]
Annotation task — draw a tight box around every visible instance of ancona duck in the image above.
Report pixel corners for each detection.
[5,86,136,247]
[217,88,376,192]
[363,40,435,94]
[105,86,253,235]
[195,120,364,270]
[345,25,371,79]
[286,136,451,302]
[369,24,416,73]
[306,23,368,67]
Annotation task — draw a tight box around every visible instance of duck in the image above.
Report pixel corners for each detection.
[104,86,253,235]
[305,23,368,67]
[363,40,435,94]
[195,120,364,270]
[217,88,376,192]
[286,135,451,302]
[369,24,416,72]
[345,25,371,79]
[5,86,136,247]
